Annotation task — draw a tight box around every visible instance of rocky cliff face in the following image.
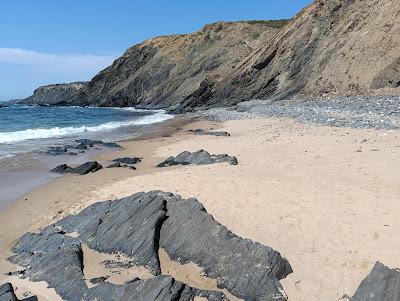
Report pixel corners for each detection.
[22,82,87,105]
[180,0,400,111]
[70,21,286,109]
[19,0,400,111]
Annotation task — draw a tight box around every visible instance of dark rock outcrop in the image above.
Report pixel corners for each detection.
[112,157,142,165]
[189,129,231,137]
[160,196,292,301]
[46,140,121,156]
[351,262,400,301]
[20,82,87,106]
[0,283,38,301]
[9,191,291,301]
[157,150,238,167]
[51,161,102,175]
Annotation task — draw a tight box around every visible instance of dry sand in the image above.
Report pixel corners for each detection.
[0,117,399,300]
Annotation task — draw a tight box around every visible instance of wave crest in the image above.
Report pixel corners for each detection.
[0,110,173,144]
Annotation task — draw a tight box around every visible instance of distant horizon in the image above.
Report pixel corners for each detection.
[0,0,312,101]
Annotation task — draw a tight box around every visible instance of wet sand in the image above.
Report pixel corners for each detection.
[1,117,399,300]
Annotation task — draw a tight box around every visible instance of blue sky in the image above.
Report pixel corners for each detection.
[0,0,312,101]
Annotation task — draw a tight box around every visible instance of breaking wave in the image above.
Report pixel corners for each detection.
[0,110,173,144]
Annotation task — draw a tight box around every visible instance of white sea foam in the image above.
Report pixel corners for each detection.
[0,110,173,144]
[0,153,15,160]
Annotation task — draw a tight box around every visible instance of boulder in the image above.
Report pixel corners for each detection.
[51,161,102,175]
[112,157,142,165]
[9,191,291,301]
[351,262,400,301]
[157,150,238,167]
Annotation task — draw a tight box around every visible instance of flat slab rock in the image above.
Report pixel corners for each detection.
[350,261,400,300]
[189,129,231,137]
[9,191,291,301]
[157,150,238,167]
[0,283,37,301]
[51,161,103,175]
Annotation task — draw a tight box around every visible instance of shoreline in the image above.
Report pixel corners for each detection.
[0,115,399,300]
[0,115,191,210]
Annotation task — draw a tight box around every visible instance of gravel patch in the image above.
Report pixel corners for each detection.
[201,95,400,130]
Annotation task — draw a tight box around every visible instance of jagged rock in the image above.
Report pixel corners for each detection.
[160,196,292,301]
[51,161,102,175]
[157,150,237,167]
[0,283,38,301]
[0,283,18,301]
[9,191,291,301]
[112,157,141,165]
[51,164,73,173]
[9,217,225,300]
[351,262,400,301]
[72,162,103,175]
[189,129,231,137]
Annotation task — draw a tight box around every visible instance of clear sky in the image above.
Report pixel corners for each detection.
[0,0,312,101]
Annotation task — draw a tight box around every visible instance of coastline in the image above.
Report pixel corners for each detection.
[0,115,185,210]
[0,115,399,300]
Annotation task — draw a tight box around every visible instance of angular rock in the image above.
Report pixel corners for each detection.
[51,164,73,173]
[0,283,18,301]
[112,157,142,165]
[9,222,225,300]
[351,262,400,301]
[157,150,238,167]
[9,191,290,301]
[51,161,102,175]
[189,129,231,137]
[0,283,38,301]
[55,192,167,274]
[160,196,292,301]
[71,161,103,175]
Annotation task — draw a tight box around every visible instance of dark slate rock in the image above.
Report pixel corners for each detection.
[351,262,400,301]
[189,129,231,137]
[51,164,73,173]
[46,146,68,156]
[9,224,224,300]
[89,277,108,285]
[106,162,122,168]
[51,161,102,175]
[75,139,121,149]
[0,283,18,301]
[0,283,38,301]
[9,191,290,301]
[160,196,292,301]
[157,150,238,167]
[54,192,167,274]
[112,157,142,165]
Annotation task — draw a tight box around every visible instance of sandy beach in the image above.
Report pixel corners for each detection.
[1,116,399,300]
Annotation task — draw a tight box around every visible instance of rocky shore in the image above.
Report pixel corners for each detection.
[202,95,400,130]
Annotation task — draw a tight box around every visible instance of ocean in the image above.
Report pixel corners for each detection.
[0,105,173,159]
[0,104,173,208]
